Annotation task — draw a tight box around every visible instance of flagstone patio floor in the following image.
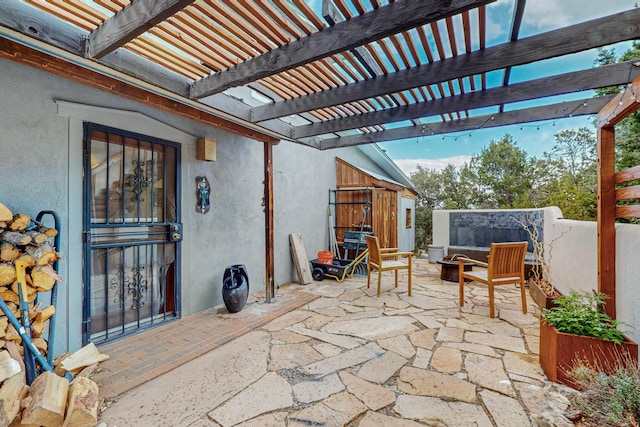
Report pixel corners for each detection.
[96,259,570,426]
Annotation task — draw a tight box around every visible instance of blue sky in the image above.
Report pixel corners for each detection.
[358,0,640,175]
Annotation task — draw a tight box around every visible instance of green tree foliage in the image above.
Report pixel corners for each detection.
[541,128,598,220]
[410,164,473,248]
[466,134,535,208]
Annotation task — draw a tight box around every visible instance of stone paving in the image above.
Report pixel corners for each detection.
[97,259,569,426]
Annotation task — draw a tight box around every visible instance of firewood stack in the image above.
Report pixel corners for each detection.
[0,202,107,426]
[0,202,61,359]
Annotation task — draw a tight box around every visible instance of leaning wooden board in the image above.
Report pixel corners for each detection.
[289,233,313,285]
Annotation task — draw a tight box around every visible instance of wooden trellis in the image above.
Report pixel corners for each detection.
[596,73,640,319]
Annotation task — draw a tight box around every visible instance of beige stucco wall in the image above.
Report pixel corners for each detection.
[0,58,393,353]
[434,207,640,343]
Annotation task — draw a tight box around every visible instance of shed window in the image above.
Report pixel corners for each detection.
[405,208,412,229]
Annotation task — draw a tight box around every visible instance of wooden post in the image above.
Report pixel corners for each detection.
[595,74,640,320]
[264,141,277,303]
[597,126,616,319]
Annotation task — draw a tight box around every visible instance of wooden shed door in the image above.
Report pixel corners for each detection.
[372,189,397,248]
[82,123,182,345]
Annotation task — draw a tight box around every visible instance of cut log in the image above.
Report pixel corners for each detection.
[31,338,47,356]
[29,266,61,292]
[41,228,58,238]
[0,244,19,263]
[0,233,31,247]
[8,215,29,233]
[0,373,27,427]
[74,363,98,379]
[60,343,109,373]
[14,255,35,268]
[30,321,46,339]
[0,205,12,223]
[3,326,20,347]
[0,266,16,288]
[35,306,55,324]
[61,377,98,427]
[53,353,72,378]
[0,291,18,305]
[2,303,19,320]
[0,351,21,383]
[23,232,47,246]
[2,343,24,377]
[9,282,36,298]
[21,371,69,427]
[24,244,58,266]
[0,318,7,339]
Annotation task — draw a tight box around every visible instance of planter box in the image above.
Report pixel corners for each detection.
[528,280,560,311]
[539,321,638,388]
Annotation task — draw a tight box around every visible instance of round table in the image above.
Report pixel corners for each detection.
[437,259,473,282]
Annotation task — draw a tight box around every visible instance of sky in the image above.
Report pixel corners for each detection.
[360,0,640,176]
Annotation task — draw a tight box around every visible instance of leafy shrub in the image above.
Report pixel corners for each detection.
[569,358,640,426]
[543,291,626,344]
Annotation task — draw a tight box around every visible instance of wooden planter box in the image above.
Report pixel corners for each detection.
[539,321,639,388]
[529,280,560,310]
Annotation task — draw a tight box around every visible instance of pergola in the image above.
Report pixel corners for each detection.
[1,0,639,306]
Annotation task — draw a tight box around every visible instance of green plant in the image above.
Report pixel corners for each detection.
[543,291,626,344]
[568,357,640,426]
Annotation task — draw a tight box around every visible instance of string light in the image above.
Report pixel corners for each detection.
[412,97,598,143]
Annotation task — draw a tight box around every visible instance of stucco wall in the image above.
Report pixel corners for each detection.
[434,207,640,344]
[0,58,387,353]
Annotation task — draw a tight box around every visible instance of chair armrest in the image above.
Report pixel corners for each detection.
[458,258,487,268]
[381,251,412,259]
[380,247,399,253]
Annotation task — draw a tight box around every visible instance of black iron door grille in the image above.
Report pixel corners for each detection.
[82,123,181,345]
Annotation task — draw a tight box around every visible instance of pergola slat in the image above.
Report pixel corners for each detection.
[251,9,640,122]
[190,0,495,99]
[293,60,640,137]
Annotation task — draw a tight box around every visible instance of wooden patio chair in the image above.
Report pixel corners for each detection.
[457,241,528,318]
[365,235,412,297]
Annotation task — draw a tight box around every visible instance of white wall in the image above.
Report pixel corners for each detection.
[398,196,416,252]
[433,207,640,344]
[0,58,389,352]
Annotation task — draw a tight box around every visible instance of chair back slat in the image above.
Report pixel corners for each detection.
[488,242,528,279]
[365,235,381,265]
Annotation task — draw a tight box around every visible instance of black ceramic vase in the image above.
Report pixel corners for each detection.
[222,264,249,313]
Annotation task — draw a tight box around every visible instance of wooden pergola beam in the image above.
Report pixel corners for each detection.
[251,8,640,122]
[318,96,613,149]
[190,0,495,99]
[87,0,196,59]
[294,61,640,138]
[596,73,640,320]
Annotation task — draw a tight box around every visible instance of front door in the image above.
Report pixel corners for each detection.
[82,123,181,345]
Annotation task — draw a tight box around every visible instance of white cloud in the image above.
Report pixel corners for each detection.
[522,0,637,31]
[395,155,472,176]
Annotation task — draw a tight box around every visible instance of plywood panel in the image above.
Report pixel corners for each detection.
[372,189,397,248]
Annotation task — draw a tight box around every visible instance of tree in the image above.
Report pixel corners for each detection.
[410,163,473,249]
[548,128,596,185]
[594,42,640,171]
[466,134,535,208]
[410,165,443,249]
